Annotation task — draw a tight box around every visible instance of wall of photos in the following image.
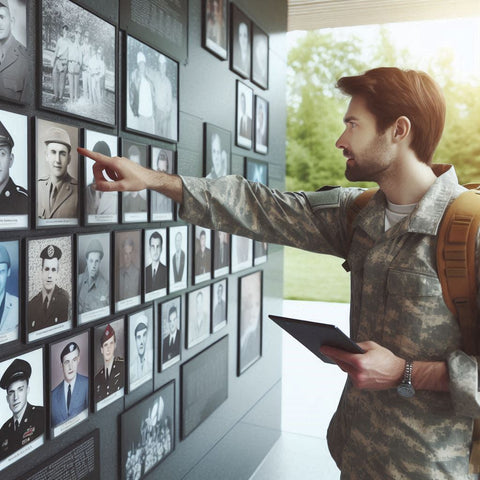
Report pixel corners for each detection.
[0,0,287,479]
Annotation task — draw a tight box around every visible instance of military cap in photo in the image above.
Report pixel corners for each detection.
[85,239,104,260]
[135,315,148,335]
[101,324,115,345]
[0,121,14,149]
[60,342,79,362]
[43,126,72,151]
[0,358,32,390]
[0,244,11,267]
[40,244,62,260]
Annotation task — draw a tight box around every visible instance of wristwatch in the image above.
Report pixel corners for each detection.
[397,360,415,398]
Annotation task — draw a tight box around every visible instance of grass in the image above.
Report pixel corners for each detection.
[283,246,350,303]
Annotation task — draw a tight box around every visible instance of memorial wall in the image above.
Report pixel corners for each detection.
[0,0,287,478]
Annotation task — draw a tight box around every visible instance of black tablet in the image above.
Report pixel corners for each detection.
[269,314,365,364]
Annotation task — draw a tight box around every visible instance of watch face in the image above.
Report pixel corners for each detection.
[397,383,415,398]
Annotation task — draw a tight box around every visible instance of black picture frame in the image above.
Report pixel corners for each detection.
[235,80,253,149]
[193,226,212,285]
[144,228,168,302]
[150,145,175,222]
[40,0,117,126]
[211,279,227,332]
[159,296,182,371]
[204,123,231,179]
[245,157,268,185]
[120,380,175,480]
[230,234,252,273]
[202,0,228,60]
[213,230,230,278]
[251,23,269,90]
[169,225,188,293]
[229,4,251,78]
[238,271,263,375]
[186,285,211,349]
[254,95,269,154]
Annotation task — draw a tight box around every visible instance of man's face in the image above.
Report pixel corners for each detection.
[239,22,248,53]
[150,237,161,263]
[0,7,12,41]
[41,258,59,294]
[135,327,147,357]
[0,144,13,185]
[62,349,80,384]
[86,251,101,280]
[0,262,10,297]
[101,336,116,363]
[167,311,177,335]
[45,142,71,180]
[123,244,134,268]
[6,379,28,416]
[211,135,221,175]
[336,95,393,183]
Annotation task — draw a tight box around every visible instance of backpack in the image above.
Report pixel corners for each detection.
[347,184,480,473]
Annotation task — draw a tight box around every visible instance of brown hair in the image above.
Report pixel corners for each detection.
[336,67,445,165]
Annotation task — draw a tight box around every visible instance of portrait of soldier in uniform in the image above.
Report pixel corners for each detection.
[0,0,28,103]
[0,353,45,464]
[115,231,141,310]
[0,242,19,344]
[161,298,181,369]
[144,229,167,301]
[128,309,153,391]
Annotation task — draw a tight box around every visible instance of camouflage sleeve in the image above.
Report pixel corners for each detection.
[179,174,361,258]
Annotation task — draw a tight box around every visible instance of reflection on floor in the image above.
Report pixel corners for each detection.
[250,300,350,480]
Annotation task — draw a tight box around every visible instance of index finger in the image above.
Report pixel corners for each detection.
[320,345,359,365]
[78,147,115,166]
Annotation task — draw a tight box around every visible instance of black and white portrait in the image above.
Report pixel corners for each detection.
[0,110,28,228]
[128,307,153,392]
[213,230,230,278]
[169,225,188,293]
[121,381,174,480]
[121,139,148,222]
[26,236,72,343]
[0,0,28,104]
[194,226,211,284]
[150,146,174,221]
[144,228,167,302]
[203,0,227,60]
[254,241,268,266]
[230,4,250,78]
[187,286,210,349]
[41,0,116,125]
[160,297,181,371]
[212,279,227,332]
[0,348,45,472]
[254,96,269,154]
[77,232,110,325]
[0,241,19,345]
[204,123,231,179]
[49,331,89,438]
[238,271,262,374]
[251,24,269,90]
[126,35,178,142]
[236,80,253,149]
[35,118,79,227]
[83,129,118,224]
[231,234,252,273]
[93,318,125,412]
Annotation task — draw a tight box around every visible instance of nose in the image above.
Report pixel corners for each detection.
[335,131,347,150]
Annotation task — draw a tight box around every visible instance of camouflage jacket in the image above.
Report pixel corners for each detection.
[179,164,480,479]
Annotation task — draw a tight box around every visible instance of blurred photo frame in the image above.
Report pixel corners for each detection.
[254,95,269,154]
[186,286,211,349]
[193,226,212,285]
[150,146,175,221]
[169,225,188,293]
[159,296,182,371]
[230,3,251,78]
[213,230,230,278]
[251,23,269,90]
[0,240,20,346]
[230,234,252,273]
[235,80,253,149]
[203,0,228,60]
[204,123,231,179]
[211,279,227,332]
[245,157,268,185]
[144,228,168,302]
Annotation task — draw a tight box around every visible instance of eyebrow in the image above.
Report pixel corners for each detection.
[343,115,360,124]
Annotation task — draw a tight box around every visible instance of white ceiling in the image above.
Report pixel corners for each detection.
[288,0,480,31]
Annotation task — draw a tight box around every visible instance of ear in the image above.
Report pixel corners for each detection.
[392,116,411,143]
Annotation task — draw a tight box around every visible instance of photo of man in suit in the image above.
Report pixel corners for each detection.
[171,230,185,283]
[145,230,167,294]
[151,148,173,220]
[213,230,230,275]
[129,313,152,389]
[162,304,180,365]
[195,228,211,280]
[118,236,140,301]
[255,97,268,153]
[122,144,147,220]
[213,282,227,332]
[187,289,210,348]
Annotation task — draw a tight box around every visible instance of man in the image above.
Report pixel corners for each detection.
[255,100,267,148]
[94,324,124,403]
[37,126,78,220]
[0,244,18,338]
[0,358,44,460]
[213,230,229,272]
[89,45,105,105]
[80,30,92,100]
[77,239,109,315]
[51,342,88,427]
[28,244,69,333]
[122,144,147,215]
[0,120,28,215]
[238,91,251,140]
[118,236,140,301]
[152,54,172,138]
[195,229,211,276]
[236,21,250,76]
[213,283,226,330]
[206,133,225,179]
[0,0,27,102]
[130,316,151,383]
[151,149,171,217]
[171,231,185,283]
[162,305,180,363]
[67,26,82,103]
[52,25,70,103]
[189,291,208,346]
[145,231,167,293]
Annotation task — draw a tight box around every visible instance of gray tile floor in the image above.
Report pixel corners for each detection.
[250,300,350,480]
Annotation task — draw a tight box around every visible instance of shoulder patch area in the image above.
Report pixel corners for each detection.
[304,186,341,210]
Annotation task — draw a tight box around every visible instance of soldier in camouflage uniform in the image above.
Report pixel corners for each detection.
[80,67,480,479]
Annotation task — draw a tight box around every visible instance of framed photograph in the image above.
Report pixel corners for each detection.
[93,318,125,412]
[159,296,181,371]
[0,348,45,472]
[251,24,269,90]
[121,380,175,480]
[181,336,228,439]
[0,110,29,228]
[254,96,269,154]
[35,118,79,227]
[213,230,230,278]
[254,241,268,266]
[169,225,188,293]
[211,279,227,332]
[186,286,211,349]
[77,232,111,325]
[127,306,154,392]
[235,80,253,149]
[83,129,119,224]
[0,240,19,345]
[114,230,141,312]
[40,0,116,125]
[121,139,148,223]
[150,146,175,221]
[144,228,168,302]
[49,331,89,438]
[204,123,231,179]
[193,226,212,284]
[0,0,29,104]
[203,0,228,60]
[245,157,268,185]
[238,271,263,375]
[26,236,73,343]
[230,4,250,78]
[231,234,252,273]
[125,35,179,142]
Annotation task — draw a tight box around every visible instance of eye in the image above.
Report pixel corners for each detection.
[348,121,357,129]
